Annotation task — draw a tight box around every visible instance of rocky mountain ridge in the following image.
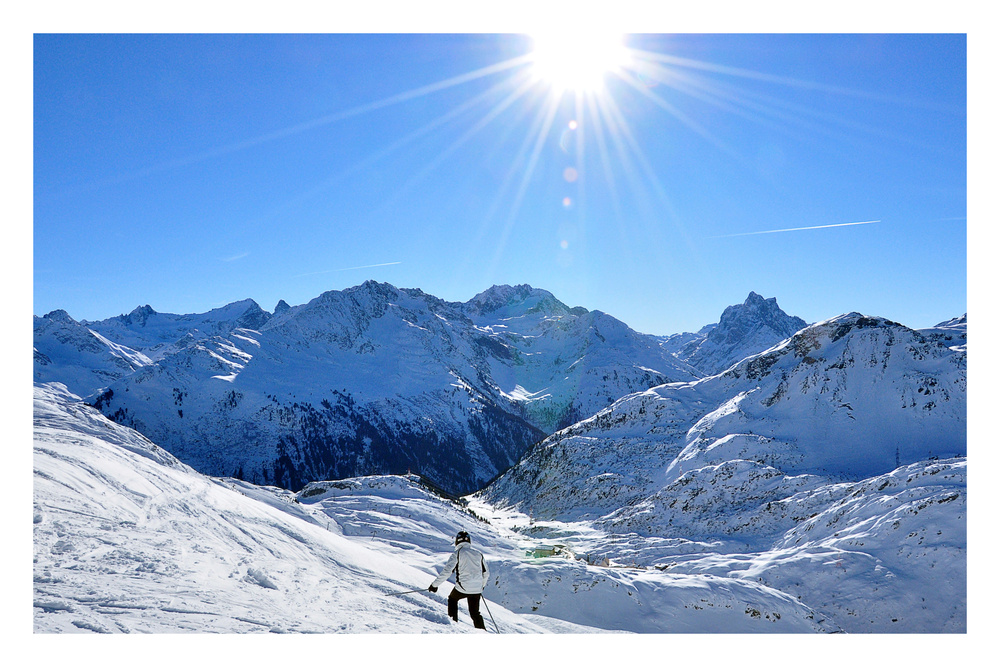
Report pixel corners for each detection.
[37,282,699,494]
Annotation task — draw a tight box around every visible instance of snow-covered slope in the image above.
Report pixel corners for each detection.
[33,382,569,633]
[33,310,154,399]
[32,300,273,400]
[919,314,967,351]
[484,312,966,520]
[463,284,701,429]
[34,382,834,634]
[76,282,697,495]
[666,292,808,376]
[478,313,966,631]
[86,300,273,361]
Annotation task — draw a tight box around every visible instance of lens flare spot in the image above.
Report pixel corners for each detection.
[563,197,572,207]
[563,167,578,182]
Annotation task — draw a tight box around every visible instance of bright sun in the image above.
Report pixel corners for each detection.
[528,31,631,93]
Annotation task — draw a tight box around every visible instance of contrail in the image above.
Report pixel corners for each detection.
[708,219,880,239]
[294,261,402,278]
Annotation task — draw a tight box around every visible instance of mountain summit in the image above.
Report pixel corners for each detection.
[465,284,582,319]
[668,292,807,375]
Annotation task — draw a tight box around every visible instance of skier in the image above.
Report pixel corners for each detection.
[428,530,490,630]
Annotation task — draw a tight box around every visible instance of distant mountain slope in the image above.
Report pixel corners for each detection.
[33,300,273,399]
[462,284,701,430]
[86,299,273,356]
[482,312,966,523]
[919,314,967,350]
[33,310,154,398]
[78,282,696,495]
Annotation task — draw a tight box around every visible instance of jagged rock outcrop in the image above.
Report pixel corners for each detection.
[668,292,807,375]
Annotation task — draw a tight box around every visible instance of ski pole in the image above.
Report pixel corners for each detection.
[480,595,500,633]
[384,588,427,597]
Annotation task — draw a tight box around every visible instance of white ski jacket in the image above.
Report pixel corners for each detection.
[431,542,489,594]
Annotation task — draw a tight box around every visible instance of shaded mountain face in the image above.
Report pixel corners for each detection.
[665,292,808,376]
[44,282,696,495]
[481,312,967,530]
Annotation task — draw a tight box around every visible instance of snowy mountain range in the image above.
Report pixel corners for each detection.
[483,312,966,521]
[32,283,967,634]
[477,311,966,630]
[35,282,698,495]
[33,299,272,394]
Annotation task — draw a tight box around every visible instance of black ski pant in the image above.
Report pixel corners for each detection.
[448,588,486,629]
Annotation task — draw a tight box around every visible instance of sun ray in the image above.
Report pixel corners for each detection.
[184,53,537,162]
[648,62,876,146]
[593,92,661,215]
[588,91,670,273]
[630,53,939,160]
[455,87,567,285]
[244,72,537,231]
[583,92,640,270]
[596,90,700,257]
[487,90,565,271]
[629,48,878,99]
[631,47,961,115]
[568,92,589,216]
[55,53,536,198]
[367,70,540,216]
[584,93,625,221]
[616,60,738,158]
[583,102,613,192]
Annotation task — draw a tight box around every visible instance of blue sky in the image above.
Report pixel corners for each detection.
[33,30,966,335]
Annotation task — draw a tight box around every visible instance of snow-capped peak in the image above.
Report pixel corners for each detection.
[42,309,76,323]
[464,284,578,321]
[672,292,807,375]
[123,304,157,327]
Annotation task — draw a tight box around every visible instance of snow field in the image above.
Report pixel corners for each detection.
[35,383,850,639]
